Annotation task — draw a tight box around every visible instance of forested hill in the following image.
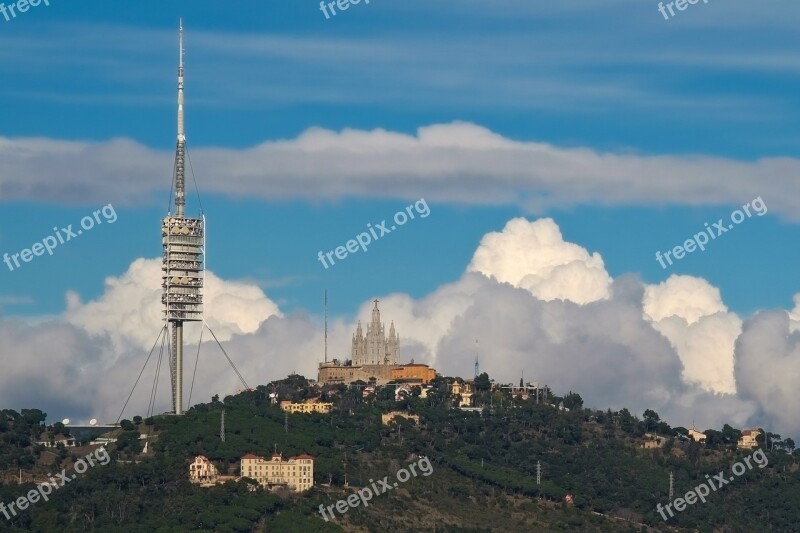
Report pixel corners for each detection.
[1,374,799,532]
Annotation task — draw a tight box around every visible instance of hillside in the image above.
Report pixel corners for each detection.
[1,375,799,532]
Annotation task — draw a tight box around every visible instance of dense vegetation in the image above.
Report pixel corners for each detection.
[1,375,798,532]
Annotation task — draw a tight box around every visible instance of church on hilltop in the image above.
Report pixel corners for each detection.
[318,300,436,386]
[351,299,400,365]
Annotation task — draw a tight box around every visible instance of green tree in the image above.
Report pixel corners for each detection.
[618,408,636,433]
[51,421,68,437]
[704,429,725,448]
[722,423,742,445]
[642,409,660,432]
[563,392,584,410]
[474,372,491,392]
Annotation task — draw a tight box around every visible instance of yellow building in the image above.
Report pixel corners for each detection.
[688,428,707,443]
[241,452,314,492]
[318,360,398,386]
[391,363,437,384]
[738,429,762,449]
[189,455,219,485]
[641,433,666,449]
[381,411,420,426]
[451,381,474,407]
[280,399,333,414]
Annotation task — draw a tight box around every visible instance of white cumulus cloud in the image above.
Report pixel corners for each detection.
[467,217,612,305]
[2,218,800,440]
[65,258,281,353]
[643,275,740,394]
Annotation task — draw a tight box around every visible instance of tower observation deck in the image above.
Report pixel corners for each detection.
[162,19,204,415]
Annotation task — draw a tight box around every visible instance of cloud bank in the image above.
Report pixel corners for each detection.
[0,217,796,440]
[2,123,799,218]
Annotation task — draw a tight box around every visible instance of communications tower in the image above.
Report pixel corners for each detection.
[162,20,205,415]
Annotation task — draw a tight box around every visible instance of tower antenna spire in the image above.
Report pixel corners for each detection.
[175,18,186,216]
[179,18,184,69]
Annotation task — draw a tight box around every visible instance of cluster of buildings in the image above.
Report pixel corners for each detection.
[186,305,457,493]
[190,300,772,494]
[314,300,548,410]
[687,427,763,449]
[642,427,763,450]
[189,452,315,492]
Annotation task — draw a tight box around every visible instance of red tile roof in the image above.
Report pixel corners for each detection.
[291,453,314,460]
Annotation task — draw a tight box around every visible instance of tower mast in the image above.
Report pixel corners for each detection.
[163,19,204,416]
[474,339,479,379]
[176,19,186,217]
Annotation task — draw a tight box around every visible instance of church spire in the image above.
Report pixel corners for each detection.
[350,298,401,365]
[386,320,399,364]
[371,298,381,325]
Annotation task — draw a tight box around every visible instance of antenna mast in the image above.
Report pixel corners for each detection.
[474,339,479,379]
[324,290,328,363]
[176,18,186,216]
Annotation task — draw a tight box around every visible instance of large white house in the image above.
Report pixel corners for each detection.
[240,452,314,492]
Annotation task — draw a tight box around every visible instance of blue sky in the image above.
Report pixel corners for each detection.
[1,0,798,318]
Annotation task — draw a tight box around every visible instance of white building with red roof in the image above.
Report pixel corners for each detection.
[738,429,762,449]
[189,455,220,485]
[240,452,314,492]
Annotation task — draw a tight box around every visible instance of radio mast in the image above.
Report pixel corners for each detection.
[474,339,479,379]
